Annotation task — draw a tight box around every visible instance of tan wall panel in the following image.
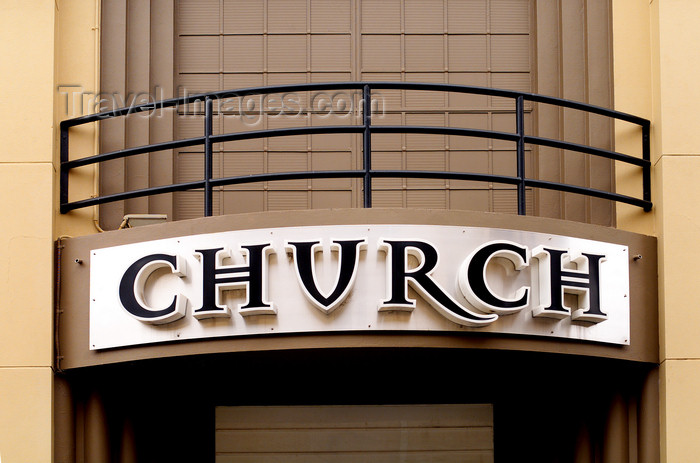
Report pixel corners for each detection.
[447,0,487,33]
[223,117,265,151]
[450,151,490,188]
[362,35,402,72]
[268,35,307,72]
[268,0,306,32]
[178,0,219,34]
[312,35,353,72]
[216,451,494,463]
[447,36,488,72]
[268,152,308,190]
[491,35,530,72]
[223,36,264,72]
[450,189,491,211]
[373,190,403,207]
[216,404,493,461]
[311,0,352,32]
[373,151,403,189]
[448,73,489,107]
[361,0,401,33]
[222,191,265,215]
[407,189,447,208]
[405,36,445,71]
[449,114,489,150]
[268,190,308,210]
[218,428,493,453]
[222,73,265,91]
[223,0,263,33]
[407,151,447,189]
[491,0,529,33]
[405,113,446,150]
[266,72,308,85]
[223,152,265,183]
[267,116,307,151]
[312,190,354,209]
[218,404,493,429]
[405,0,444,33]
[179,74,221,96]
[310,71,354,82]
[180,36,220,73]
[311,152,354,189]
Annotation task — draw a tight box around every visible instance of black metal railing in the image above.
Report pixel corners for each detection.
[60,82,651,216]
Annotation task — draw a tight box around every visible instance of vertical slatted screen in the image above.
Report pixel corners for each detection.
[100,0,175,230]
[100,0,614,227]
[215,404,494,463]
[534,0,615,225]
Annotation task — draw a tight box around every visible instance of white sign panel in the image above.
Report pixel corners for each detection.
[89,225,630,349]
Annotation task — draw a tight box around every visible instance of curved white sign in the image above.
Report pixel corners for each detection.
[89,225,630,349]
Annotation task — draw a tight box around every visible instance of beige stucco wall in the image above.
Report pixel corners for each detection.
[0,0,100,461]
[0,1,57,461]
[615,1,700,461]
[55,0,102,237]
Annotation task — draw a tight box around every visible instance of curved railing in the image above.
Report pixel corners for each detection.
[60,82,651,216]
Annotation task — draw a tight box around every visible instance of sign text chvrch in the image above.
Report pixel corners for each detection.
[90,225,631,349]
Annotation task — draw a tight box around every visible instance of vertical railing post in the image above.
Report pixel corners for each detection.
[59,123,70,214]
[362,84,372,208]
[642,122,652,210]
[515,95,526,215]
[204,97,214,217]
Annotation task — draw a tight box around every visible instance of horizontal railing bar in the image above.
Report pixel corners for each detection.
[210,170,365,188]
[63,173,651,212]
[60,83,368,127]
[182,108,533,116]
[209,170,522,188]
[524,136,650,167]
[525,179,652,211]
[365,82,649,126]
[62,169,523,213]
[62,172,651,213]
[60,180,206,213]
[370,170,522,185]
[63,125,519,170]
[59,82,649,129]
[372,126,520,142]
[69,140,642,167]
[62,135,645,176]
[522,94,648,127]
[63,137,205,169]
[210,126,363,144]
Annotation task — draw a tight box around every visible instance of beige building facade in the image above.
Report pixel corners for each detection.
[0,0,698,461]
